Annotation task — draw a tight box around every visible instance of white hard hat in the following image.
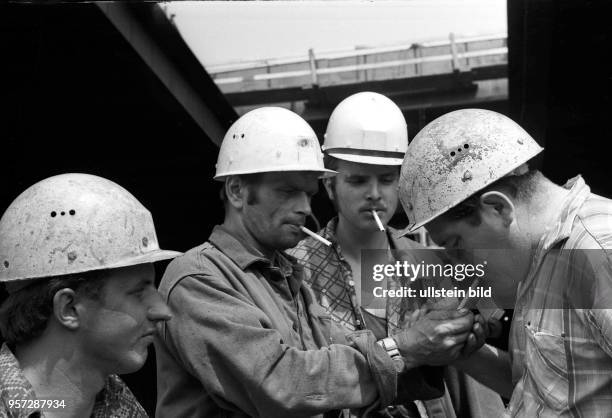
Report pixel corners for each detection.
[399,109,543,232]
[322,92,408,165]
[214,107,335,180]
[0,173,182,283]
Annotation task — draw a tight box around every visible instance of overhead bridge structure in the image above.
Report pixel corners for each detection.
[207,33,509,137]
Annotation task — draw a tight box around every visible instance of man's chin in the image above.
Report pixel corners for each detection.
[116,352,148,375]
[281,237,301,250]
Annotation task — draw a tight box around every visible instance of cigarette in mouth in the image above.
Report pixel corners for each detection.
[457,278,480,310]
[300,226,332,247]
[372,210,385,232]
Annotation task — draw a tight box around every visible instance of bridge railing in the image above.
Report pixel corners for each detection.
[208,33,507,92]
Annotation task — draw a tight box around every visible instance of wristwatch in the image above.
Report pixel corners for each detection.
[377,337,401,357]
[377,337,404,372]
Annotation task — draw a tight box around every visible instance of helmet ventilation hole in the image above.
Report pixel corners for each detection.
[50,211,57,217]
[69,209,76,215]
[3,261,8,268]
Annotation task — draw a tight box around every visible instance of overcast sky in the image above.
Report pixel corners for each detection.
[165,0,507,68]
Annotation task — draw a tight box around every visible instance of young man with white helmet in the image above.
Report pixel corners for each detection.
[289,92,503,417]
[0,173,180,417]
[154,106,477,418]
[399,108,612,416]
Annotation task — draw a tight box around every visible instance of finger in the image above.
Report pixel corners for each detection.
[427,308,471,320]
[448,344,464,361]
[442,331,471,348]
[434,313,474,335]
[474,313,486,329]
[472,315,486,335]
[461,333,479,357]
[471,321,487,343]
[469,324,487,354]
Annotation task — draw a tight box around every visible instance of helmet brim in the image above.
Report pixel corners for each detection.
[327,152,403,166]
[214,167,337,181]
[1,249,182,285]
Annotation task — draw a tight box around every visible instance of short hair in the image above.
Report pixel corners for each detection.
[445,168,542,225]
[0,270,109,347]
[324,154,340,171]
[219,173,264,206]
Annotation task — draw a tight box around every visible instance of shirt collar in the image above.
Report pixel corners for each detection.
[0,344,39,417]
[538,175,591,251]
[208,225,270,270]
[208,225,300,279]
[321,217,339,243]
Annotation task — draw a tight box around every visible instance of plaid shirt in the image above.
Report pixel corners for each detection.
[0,344,147,418]
[288,218,427,336]
[507,176,612,417]
[289,219,506,418]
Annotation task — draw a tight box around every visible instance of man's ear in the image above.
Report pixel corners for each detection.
[479,191,515,227]
[322,177,335,202]
[52,288,81,330]
[225,176,246,209]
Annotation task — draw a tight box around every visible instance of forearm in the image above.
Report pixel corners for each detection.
[453,343,513,398]
[166,276,395,415]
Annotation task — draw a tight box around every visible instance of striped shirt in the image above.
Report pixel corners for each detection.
[507,176,612,417]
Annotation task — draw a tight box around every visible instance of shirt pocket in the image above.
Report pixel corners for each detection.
[524,323,569,411]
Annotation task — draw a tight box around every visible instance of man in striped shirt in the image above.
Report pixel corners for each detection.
[398,108,612,417]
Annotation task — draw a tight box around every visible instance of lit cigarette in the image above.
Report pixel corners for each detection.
[300,226,331,247]
[457,278,480,310]
[372,210,385,232]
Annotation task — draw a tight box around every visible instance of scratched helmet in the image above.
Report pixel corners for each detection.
[214,107,335,180]
[0,173,181,285]
[399,109,543,232]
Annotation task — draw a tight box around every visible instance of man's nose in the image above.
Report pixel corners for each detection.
[366,180,382,201]
[294,191,313,217]
[147,291,172,322]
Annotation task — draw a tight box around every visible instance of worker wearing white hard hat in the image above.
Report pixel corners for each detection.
[399,108,612,416]
[291,93,504,418]
[0,173,181,417]
[154,106,474,417]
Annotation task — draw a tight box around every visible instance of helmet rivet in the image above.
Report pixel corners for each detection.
[67,251,77,262]
[462,170,473,182]
[406,202,413,211]
[517,138,524,145]
[142,237,149,247]
[3,261,8,268]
